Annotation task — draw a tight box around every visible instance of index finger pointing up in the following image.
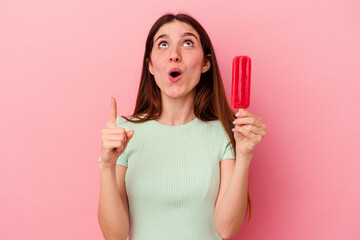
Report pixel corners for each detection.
[108,96,117,128]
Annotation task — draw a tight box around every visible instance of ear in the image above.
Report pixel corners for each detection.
[147,58,154,75]
[201,54,211,74]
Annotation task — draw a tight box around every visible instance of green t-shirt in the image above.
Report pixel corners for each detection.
[98,115,235,240]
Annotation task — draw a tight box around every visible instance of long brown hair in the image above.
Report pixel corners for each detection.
[122,13,252,223]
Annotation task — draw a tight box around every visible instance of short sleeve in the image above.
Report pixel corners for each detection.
[221,140,235,161]
[116,152,128,167]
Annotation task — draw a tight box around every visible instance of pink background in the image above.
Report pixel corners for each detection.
[1,0,359,239]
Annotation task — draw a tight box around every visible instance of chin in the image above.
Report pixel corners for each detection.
[168,89,196,99]
[163,89,186,98]
[167,92,184,99]
[160,84,196,99]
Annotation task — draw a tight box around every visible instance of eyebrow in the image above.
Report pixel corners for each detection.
[154,32,199,43]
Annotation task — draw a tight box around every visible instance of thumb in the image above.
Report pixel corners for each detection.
[126,130,134,140]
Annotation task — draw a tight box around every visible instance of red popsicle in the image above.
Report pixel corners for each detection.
[231,56,251,109]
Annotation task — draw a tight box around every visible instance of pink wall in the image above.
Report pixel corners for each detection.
[1,0,359,239]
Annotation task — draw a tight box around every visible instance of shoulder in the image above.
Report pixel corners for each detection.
[116,116,128,126]
[115,114,146,126]
[199,119,230,140]
[199,118,221,127]
[203,119,226,132]
[115,114,151,133]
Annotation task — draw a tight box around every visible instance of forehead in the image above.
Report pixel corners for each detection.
[154,20,200,41]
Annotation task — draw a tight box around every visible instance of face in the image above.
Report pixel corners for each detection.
[148,20,210,99]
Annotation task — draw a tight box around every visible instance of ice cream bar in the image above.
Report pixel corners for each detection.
[231,56,251,109]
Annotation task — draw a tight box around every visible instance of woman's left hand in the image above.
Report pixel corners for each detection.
[232,109,267,157]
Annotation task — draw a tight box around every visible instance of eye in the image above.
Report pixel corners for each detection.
[159,41,168,48]
[183,40,194,47]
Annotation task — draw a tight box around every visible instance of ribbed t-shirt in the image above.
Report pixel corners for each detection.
[98,115,235,240]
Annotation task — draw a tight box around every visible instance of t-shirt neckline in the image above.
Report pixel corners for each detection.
[149,117,201,131]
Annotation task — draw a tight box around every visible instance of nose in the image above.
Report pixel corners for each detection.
[170,56,180,62]
[169,47,181,62]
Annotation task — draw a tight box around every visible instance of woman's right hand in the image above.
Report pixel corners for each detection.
[100,97,134,168]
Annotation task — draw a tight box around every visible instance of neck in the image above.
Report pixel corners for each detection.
[156,89,196,126]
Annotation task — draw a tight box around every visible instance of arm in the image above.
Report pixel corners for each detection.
[214,153,252,239]
[98,163,129,240]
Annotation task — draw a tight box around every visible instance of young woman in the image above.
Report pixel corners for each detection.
[98,13,266,240]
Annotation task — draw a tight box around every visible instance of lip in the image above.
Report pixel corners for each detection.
[169,73,182,82]
[168,67,183,75]
[168,67,183,83]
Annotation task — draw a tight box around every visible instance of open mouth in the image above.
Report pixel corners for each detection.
[168,68,183,82]
[170,72,181,78]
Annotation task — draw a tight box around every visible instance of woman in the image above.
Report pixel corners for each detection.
[98,13,266,240]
